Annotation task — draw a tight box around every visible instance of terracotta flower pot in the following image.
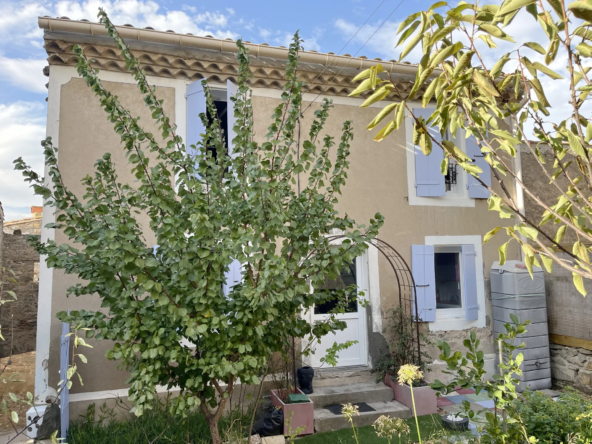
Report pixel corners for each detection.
[270,388,314,436]
[384,375,437,417]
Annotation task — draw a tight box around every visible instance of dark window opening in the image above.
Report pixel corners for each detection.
[206,100,228,161]
[435,252,462,309]
[314,260,358,314]
[445,161,457,191]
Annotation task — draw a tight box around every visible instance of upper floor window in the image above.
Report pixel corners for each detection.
[405,107,491,207]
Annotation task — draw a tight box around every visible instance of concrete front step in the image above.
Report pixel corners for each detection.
[313,366,375,388]
[308,382,393,408]
[314,400,411,432]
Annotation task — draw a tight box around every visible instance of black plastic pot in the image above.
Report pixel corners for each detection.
[296,366,314,394]
[441,414,469,431]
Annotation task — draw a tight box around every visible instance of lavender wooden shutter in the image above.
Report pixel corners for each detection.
[186,81,206,172]
[413,108,445,197]
[466,135,491,198]
[223,259,242,297]
[462,244,479,320]
[227,80,238,158]
[412,245,436,322]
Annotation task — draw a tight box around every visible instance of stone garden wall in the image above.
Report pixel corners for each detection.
[550,343,592,394]
[0,231,40,357]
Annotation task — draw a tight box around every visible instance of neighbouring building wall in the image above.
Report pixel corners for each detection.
[3,207,43,236]
[0,231,40,357]
[521,147,592,391]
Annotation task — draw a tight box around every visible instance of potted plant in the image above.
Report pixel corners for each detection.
[270,388,314,436]
[374,307,436,416]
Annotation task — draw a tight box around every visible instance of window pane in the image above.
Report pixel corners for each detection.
[314,260,358,314]
[435,252,462,309]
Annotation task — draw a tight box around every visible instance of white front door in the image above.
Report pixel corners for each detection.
[309,254,368,368]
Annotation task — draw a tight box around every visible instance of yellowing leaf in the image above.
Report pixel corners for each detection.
[569,1,592,22]
[565,130,587,157]
[429,42,463,68]
[573,271,587,296]
[499,241,510,265]
[366,103,397,130]
[524,42,546,54]
[540,254,554,273]
[478,24,516,42]
[555,225,567,243]
[484,226,502,243]
[530,78,550,107]
[473,70,500,97]
[361,84,393,108]
[531,62,563,79]
[498,0,536,15]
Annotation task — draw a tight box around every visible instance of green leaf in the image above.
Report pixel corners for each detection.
[530,78,550,107]
[565,130,587,157]
[397,12,421,35]
[361,84,393,108]
[573,272,587,296]
[441,157,449,175]
[498,0,536,15]
[540,254,554,273]
[478,24,516,42]
[473,70,500,97]
[499,241,510,265]
[569,1,592,22]
[576,43,592,57]
[452,51,474,77]
[555,225,567,243]
[484,227,502,243]
[490,54,510,79]
[478,34,498,48]
[531,62,563,79]
[429,42,463,68]
[524,42,546,54]
[397,21,421,47]
[11,411,18,424]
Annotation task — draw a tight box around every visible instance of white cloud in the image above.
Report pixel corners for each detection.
[259,28,271,39]
[334,18,401,60]
[0,56,47,93]
[0,102,46,222]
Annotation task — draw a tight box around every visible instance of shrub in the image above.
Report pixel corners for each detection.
[514,388,592,444]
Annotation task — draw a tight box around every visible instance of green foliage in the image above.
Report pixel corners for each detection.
[353,0,592,294]
[14,8,383,443]
[430,319,534,442]
[372,307,431,383]
[514,388,592,443]
[67,399,247,443]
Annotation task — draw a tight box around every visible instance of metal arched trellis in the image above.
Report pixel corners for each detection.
[327,235,421,368]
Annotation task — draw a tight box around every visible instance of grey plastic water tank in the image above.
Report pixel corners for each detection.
[490,260,545,295]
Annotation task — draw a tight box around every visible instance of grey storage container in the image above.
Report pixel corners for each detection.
[490,260,545,295]
[490,261,551,392]
[493,320,548,338]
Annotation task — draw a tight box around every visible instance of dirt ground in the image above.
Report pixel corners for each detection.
[0,351,35,433]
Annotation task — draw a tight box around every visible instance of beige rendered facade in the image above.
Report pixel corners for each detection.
[35,17,521,414]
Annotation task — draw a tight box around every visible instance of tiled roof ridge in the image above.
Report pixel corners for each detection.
[38,16,419,75]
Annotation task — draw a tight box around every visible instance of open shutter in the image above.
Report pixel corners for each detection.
[412,245,436,322]
[466,135,491,198]
[462,244,479,320]
[413,108,445,197]
[227,80,238,158]
[186,80,206,163]
[223,259,242,297]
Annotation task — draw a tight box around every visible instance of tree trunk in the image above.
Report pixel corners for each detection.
[207,415,222,444]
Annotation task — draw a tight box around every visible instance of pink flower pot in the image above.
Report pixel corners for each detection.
[270,388,314,436]
[384,375,437,417]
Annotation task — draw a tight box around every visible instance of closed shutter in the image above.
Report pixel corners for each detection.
[186,81,206,166]
[412,244,437,322]
[227,80,238,158]
[223,259,242,297]
[465,135,491,198]
[462,244,479,320]
[413,108,445,197]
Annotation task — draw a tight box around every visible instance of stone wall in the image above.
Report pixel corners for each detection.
[0,231,39,357]
[550,343,592,394]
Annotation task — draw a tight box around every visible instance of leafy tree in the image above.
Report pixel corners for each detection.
[353,0,592,294]
[15,10,383,443]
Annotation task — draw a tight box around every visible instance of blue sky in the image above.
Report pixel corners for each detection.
[0,0,568,221]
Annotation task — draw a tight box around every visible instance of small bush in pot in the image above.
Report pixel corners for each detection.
[372,307,431,384]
